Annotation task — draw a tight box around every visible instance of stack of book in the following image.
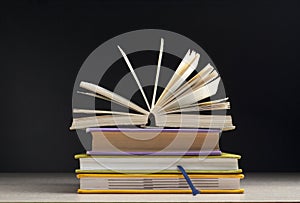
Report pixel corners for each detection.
[75,128,243,194]
[71,39,244,194]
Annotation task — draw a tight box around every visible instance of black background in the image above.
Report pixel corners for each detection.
[1,0,300,172]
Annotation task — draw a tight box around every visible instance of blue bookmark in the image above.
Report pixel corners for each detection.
[177,165,200,196]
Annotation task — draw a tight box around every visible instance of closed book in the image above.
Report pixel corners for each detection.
[77,173,244,194]
[87,128,221,155]
[75,153,241,173]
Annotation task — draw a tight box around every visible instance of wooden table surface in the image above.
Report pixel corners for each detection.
[0,173,299,202]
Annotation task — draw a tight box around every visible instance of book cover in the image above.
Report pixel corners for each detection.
[87,127,222,155]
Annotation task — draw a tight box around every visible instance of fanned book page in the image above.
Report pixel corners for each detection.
[70,38,235,131]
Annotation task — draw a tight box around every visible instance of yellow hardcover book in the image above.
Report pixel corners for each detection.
[77,173,244,194]
[75,152,241,173]
[74,152,241,159]
[77,189,245,194]
[75,169,243,174]
[77,173,244,178]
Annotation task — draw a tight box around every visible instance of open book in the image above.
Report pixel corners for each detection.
[70,39,235,131]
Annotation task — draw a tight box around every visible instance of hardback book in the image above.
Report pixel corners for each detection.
[70,39,235,130]
[75,153,241,173]
[77,173,244,194]
[87,128,222,156]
